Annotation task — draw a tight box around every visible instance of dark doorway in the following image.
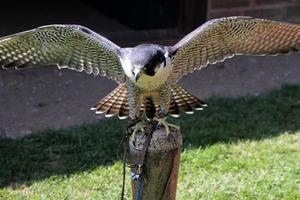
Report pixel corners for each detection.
[86,0,208,33]
[86,0,180,30]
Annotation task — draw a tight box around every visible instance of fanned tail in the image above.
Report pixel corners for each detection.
[168,85,207,117]
[91,84,129,119]
[91,84,207,119]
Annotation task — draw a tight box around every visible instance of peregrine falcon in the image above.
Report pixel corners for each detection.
[1,16,300,135]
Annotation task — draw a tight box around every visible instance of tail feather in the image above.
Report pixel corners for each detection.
[91,84,128,118]
[91,86,119,113]
[105,87,128,116]
[168,103,180,117]
[105,94,123,117]
[91,84,207,119]
[118,98,129,119]
[169,85,207,117]
[97,95,118,114]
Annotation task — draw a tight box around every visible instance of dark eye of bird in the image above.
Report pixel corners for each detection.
[143,63,156,76]
[144,64,150,70]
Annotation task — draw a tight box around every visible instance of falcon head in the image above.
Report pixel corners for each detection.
[129,44,177,82]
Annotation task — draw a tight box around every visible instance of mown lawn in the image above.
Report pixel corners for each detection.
[1,85,300,200]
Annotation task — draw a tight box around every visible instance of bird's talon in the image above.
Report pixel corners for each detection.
[130,121,146,141]
[153,117,180,135]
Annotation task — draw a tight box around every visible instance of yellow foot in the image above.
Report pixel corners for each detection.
[153,117,180,135]
[130,121,147,141]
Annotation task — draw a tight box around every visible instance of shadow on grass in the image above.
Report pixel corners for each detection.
[1,85,300,188]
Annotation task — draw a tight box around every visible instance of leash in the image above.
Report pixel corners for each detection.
[120,125,131,200]
[130,121,155,200]
[120,121,156,200]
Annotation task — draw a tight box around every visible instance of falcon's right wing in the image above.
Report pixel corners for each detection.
[0,25,126,83]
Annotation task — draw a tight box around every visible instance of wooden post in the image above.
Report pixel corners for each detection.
[129,125,182,200]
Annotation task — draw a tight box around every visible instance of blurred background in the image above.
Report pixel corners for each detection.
[0,0,300,138]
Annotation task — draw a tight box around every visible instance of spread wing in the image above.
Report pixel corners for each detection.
[0,25,125,83]
[172,16,300,81]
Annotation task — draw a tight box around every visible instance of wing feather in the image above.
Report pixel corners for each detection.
[0,25,125,83]
[172,16,300,81]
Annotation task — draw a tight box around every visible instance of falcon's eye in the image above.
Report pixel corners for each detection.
[144,64,150,70]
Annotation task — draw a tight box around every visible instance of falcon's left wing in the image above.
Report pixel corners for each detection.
[172,16,300,81]
[0,25,126,83]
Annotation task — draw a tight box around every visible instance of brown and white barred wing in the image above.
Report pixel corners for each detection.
[0,25,125,83]
[172,16,300,81]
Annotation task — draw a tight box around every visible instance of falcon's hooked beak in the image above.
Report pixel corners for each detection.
[135,73,142,82]
[133,68,142,82]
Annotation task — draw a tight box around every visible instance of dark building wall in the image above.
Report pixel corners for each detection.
[207,0,300,22]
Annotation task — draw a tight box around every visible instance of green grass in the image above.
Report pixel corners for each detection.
[1,85,300,200]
